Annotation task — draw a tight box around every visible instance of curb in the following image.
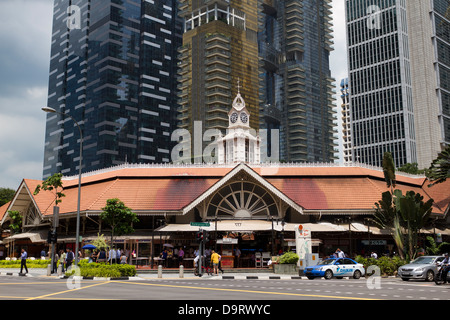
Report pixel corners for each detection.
[60,276,134,281]
[0,272,32,277]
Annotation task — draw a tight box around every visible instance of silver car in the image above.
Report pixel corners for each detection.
[398,256,445,282]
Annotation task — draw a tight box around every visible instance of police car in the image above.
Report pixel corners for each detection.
[304,258,365,280]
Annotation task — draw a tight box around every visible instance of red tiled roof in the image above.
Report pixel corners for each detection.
[0,202,10,221]
[18,165,449,217]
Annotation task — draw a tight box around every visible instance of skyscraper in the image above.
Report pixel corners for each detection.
[406,0,449,168]
[345,0,449,169]
[345,0,417,168]
[42,0,182,178]
[340,78,352,163]
[177,0,337,162]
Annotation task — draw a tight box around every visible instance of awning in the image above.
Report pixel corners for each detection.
[3,231,47,243]
[157,220,284,232]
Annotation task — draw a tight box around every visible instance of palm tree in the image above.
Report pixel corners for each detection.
[426,145,450,187]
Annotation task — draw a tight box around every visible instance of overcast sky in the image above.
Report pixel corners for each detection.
[0,0,348,190]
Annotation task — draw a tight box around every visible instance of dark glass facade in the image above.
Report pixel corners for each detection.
[259,0,336,162]
[43,0,182,178]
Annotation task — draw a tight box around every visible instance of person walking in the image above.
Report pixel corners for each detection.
[120,251,127,264]
[178,247,185,266]
[59,250,66,272]
[20,249,28,274]
[53,251,59,274]
[65,248,74,270]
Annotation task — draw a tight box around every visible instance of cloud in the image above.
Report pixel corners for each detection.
[0,0,53,189]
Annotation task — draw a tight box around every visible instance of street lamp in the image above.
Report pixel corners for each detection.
[42,107,83,267]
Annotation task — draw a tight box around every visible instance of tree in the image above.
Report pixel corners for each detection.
[425,236,450,255]
[382,152,396,191]
[0,188,15,207]
[100,198,139,249]
[33,173,65,205]
[398,191,433,260]
[92,233,109,251]
[426,145,450,186]
[7,210,22,235]
[398,163,425,175]
[374,190,405,259]
[374,190,433,260]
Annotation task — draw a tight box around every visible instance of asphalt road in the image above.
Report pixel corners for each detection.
[0,275,449,302]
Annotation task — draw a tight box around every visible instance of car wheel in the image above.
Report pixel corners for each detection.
[324,269,333,280]
[425,270,434,282]
[353,270,362,279]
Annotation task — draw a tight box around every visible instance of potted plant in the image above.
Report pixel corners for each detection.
[274,251,299,274]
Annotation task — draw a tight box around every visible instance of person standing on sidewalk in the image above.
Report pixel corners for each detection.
[20,249,28,274]
[211,250,220,275]
[65,248,74,270]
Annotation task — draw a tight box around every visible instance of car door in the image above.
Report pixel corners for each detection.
[334,258,346,276]
[342,258,356,276]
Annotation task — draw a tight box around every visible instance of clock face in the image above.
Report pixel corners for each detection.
[240,112,248,123]
[230,112,238,123]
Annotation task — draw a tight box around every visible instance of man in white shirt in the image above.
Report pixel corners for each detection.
[109,247,117,264]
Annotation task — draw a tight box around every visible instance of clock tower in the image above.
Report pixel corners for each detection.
[217,84,260,164]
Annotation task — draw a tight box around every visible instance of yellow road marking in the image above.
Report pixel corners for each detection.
[114,281,380,300]
[26,281,112,300]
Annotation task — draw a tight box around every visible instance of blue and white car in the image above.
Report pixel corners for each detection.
[305,258,365,280]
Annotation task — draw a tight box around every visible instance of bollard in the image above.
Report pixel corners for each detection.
[47,264,52,276]
[179,265,184,278]
[158,264,163,278]
[57,265,62,276]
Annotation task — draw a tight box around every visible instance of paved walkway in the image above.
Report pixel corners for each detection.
[0,268,301,280]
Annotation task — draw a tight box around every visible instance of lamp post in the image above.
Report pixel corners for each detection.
[42,107,83,267]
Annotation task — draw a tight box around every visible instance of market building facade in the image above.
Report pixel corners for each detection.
[1,161,449,268]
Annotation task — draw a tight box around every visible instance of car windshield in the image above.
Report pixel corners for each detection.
[318,259,336,265]
[410,257,435,264]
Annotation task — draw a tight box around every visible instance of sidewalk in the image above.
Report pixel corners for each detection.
[0,268,302,280]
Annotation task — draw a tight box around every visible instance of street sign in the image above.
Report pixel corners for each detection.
[190,222,210,227]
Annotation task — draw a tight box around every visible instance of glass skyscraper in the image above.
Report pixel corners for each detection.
[346,0,416,168]
[43,0,182,178]
[345,0,449,169]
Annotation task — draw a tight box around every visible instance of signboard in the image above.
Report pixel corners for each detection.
[295,225,312,267]
[190,222,211,227]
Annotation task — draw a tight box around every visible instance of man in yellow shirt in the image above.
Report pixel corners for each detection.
[211,250,220,275]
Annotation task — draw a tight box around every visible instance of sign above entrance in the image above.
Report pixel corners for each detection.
[190,222,211,227]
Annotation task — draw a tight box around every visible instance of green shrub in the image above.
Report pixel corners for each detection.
[279,251,299,264]
[354,255,408,276]
[65,262,136,278]
[0,259,51,268]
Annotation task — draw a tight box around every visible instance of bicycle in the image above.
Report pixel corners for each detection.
[194,260,213,277]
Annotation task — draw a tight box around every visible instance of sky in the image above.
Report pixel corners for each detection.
[0,0,348,190]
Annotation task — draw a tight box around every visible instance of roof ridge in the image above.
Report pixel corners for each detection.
[365,176,386,196]
[86,179,119,211]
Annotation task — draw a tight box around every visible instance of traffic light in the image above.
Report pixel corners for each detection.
[204,231,210,242]
[196,230,204,242]
[47,230,57,244]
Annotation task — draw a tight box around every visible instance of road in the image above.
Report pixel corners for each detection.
[0,275,448,302]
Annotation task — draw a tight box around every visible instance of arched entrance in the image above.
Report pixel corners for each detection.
[206,181,279,219]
